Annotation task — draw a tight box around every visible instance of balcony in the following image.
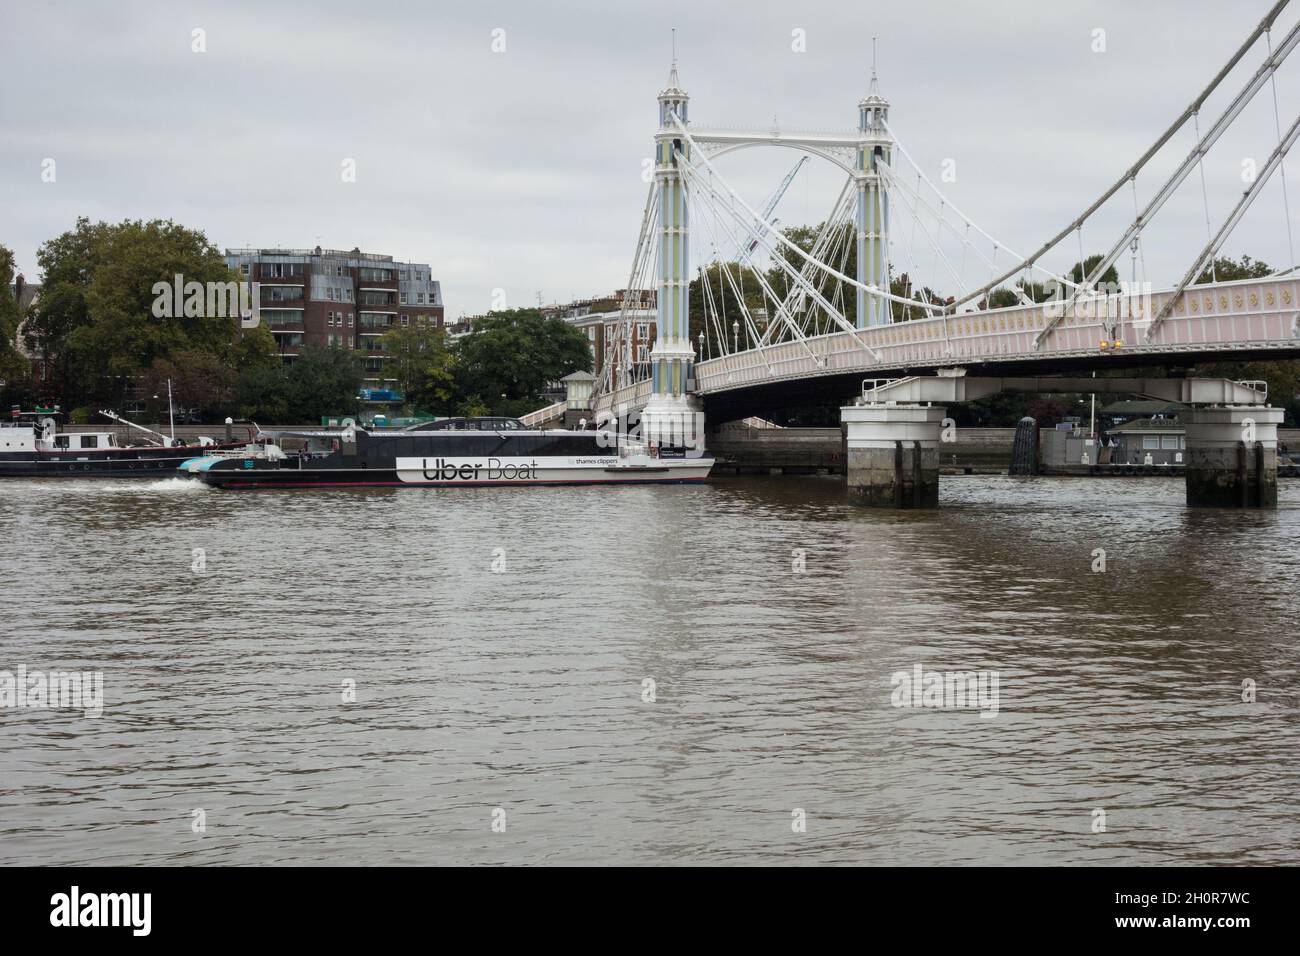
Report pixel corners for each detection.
[260,288,305,306]
[358,312,394,333]
[357,268,397,291]
[261,309,307,332]
[256,266,307,282]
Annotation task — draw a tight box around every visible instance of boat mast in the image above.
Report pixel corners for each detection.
[167,378,176,443]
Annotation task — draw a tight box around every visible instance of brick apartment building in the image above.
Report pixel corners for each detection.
[224,247,444,392]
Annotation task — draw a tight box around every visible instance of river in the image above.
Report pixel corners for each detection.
[1,474,1297,865]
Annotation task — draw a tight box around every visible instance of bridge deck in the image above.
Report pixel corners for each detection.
[594,275,1300,417]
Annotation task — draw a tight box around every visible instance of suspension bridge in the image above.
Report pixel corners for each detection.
[592,1,1300,508]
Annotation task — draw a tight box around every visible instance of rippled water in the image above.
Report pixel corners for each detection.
[1,474,1297,865]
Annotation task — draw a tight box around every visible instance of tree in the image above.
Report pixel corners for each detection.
[1196,254,1271,283]
[236,362,290,423]
[452,309,591,414]
[381,322,456,414]
[26,217,242,410]
[0,244,30,391]
[889,273,948,322]
[142,348,237,422]
[1065,254,1120,289]
[283,345,363,421]
[689,262,769,352]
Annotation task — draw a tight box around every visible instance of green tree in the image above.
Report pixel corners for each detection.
[1195,254,1272,283]
[1065,254,1120,288]
[986,288,1021,308]
[759,222,948,327]
[142,348,238,422]
[27,217,242,409]
[689,262,769,352]
[381,322,456,414]
[0,244,30,391]
[452,309,591,414]
[236,362,290,423]
[283,345,363,421]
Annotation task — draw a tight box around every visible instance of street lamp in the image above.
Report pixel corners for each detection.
[698,330,705,359]
[732,320,739,354]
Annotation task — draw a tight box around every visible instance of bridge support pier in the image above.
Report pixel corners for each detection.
[842,404,945,507]
[1183,406,1282,508]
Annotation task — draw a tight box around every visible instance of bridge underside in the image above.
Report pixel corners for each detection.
[701,347,1298,424]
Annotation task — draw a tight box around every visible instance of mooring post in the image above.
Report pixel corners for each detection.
[912,440,923,507]
[893,440,904,507]
[1237,442,1248,508]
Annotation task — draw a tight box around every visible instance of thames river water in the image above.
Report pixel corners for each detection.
[1,474,1297,866]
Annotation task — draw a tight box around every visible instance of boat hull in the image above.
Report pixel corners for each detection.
[192,456,713,489]
[0,445,243,478]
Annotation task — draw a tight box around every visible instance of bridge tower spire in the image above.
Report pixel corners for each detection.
[643,56,700,449]
[856,57,892,327]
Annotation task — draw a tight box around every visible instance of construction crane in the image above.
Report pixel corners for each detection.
[730,156,809,265]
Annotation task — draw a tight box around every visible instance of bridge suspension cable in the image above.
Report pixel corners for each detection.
[596,177,660,397]
[881,121,1077,299]
[952,0,1295,311]
[1148,107,1300,335]
[1030,9,1300,346]
[680,148,877,361]
[669,112,937,312]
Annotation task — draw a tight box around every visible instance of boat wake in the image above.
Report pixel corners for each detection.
[138,477,207,493]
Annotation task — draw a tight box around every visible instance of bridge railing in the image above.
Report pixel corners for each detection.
[693,274,1300,395]
[519,400,566,427]
[592,275,1300,412]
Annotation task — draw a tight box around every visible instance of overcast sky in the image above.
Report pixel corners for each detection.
[4,0,1300,318]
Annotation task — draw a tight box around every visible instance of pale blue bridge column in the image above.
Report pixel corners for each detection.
[643,61,703,451]
[856,72,892,328]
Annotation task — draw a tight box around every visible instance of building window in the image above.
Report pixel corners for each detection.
[348,313,354,326]
[1161,435,1179,449]
[400,293,407,304]
[402,315,409,326]
[349,336,355,347]
[240,263,250,276]
[1142,436,1160,449]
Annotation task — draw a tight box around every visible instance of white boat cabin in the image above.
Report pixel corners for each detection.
[0,421,119,453]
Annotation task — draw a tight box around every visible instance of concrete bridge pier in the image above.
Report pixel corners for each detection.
[842,404,946,507]
[1183,406,1283,508]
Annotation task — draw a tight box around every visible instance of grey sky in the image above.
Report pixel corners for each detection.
[3,0,1299,318]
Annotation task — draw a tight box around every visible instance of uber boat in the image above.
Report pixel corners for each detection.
[187,417,713,489]
[0,408,244,479]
